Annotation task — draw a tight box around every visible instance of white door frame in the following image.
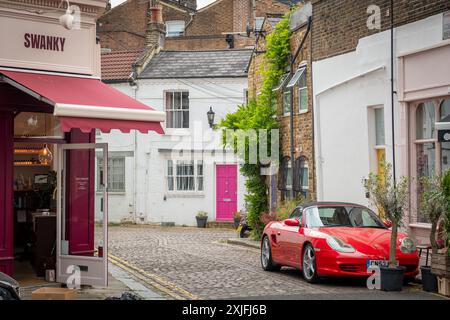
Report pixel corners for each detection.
[56,143,108,287]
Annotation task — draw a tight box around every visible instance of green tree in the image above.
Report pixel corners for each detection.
[219,13,291,239]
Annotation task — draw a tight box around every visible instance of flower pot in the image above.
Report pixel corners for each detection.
[196,216,208,228]
[233,217,240,229]
[380,266,405,291]
[421,266,438,292]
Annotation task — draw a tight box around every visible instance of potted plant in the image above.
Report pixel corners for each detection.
[196,211,208,228]
[419,174,447,292]
[233,211,242,229]
[430,170,450,296]
[364,163,409,291]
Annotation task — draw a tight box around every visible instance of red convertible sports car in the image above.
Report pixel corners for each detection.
[261,202,419,283]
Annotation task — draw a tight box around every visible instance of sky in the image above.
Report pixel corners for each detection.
[110,0,216,9]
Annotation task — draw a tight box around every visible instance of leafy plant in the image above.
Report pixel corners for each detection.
[419,173,448,254]
[233,211,242,220]
[364,163,409,267]
[219,12,292,239]
[196,211,208,218]
[442,170,450,256]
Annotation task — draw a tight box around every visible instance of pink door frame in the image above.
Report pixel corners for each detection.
[0,113,13,275]
[215,164,237,221]
[65,129,96,256]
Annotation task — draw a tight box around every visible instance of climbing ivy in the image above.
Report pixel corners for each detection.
[219,12,291,239]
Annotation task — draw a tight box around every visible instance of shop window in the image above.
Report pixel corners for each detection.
[440,99,450,121]
[165,91,189,129]
[167,160,203,192]
[14,112,62,138]
[283,91,291,116]
[416,102,435,140]
[98,157,125,192]
[166,21,185,37]
[441,99,450,173]
[412,98,450,224]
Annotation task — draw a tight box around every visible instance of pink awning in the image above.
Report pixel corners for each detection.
[0,69,165,134]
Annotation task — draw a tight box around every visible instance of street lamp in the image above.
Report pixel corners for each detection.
[207,107,215,128]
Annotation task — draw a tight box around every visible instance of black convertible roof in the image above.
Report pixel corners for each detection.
[296,202,367,210]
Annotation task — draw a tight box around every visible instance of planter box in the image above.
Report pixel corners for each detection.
[431,253,450,278]
[437,277,450,297]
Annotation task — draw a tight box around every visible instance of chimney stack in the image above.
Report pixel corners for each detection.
[146,2,165,49]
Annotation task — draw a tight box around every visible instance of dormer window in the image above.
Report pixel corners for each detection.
[166,20,185,37]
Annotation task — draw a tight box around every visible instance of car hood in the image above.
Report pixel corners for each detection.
[0,271,19,288]
[317,227,406,256]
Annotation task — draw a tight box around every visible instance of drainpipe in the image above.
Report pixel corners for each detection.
[288,17,312,199]
[390,0,396,184]
[133,85,138,223]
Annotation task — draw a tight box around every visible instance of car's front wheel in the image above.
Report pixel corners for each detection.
[302,244,319,283]
[261,236,280,272]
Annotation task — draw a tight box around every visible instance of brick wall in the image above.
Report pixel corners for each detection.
[98,0,293,51]
[312,0,450,61]
[278,25,316,201]
[247,16,316,202]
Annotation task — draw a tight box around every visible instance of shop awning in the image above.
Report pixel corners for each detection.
[0,69,165,134]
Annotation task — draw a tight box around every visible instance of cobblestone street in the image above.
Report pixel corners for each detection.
[108,225,446,300]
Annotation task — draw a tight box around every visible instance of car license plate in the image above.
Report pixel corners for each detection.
[366,260,389,268]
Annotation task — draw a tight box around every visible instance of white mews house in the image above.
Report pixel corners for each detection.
[99,49,252,226]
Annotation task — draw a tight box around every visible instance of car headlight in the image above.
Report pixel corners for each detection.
[400,237,416,254]
[326,236,356,253]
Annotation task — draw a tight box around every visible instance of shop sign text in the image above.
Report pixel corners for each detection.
[24,33,66,52]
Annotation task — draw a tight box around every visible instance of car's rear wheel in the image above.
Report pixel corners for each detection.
[302,244,319,283]
[261,236,280,272]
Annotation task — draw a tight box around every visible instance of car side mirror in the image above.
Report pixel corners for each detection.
[383,219,392,228]
[284,218,300,227]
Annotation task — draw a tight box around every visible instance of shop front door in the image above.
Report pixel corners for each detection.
[56,143,108,287]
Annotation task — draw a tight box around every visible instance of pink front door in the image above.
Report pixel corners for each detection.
[216,164,237,221]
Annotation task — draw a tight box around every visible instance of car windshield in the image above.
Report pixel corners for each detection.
[305,206,385,228]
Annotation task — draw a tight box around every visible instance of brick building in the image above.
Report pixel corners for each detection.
[97,0,298,52]
[311,0,450,244]
[247,3,315,210]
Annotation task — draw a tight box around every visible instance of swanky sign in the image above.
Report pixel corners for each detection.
[0,13,95,75]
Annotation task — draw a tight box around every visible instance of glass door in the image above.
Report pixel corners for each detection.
[56,143,108,287]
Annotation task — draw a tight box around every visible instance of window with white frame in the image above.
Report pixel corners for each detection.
[298,68,308,112]
[374,107,385,146]
[165,91,189,128]
[279,156,292,200]
[166,20,185,37]
[283,91,291,116]
[294,156,309,197]
[97,157,125,192]
[167,160,204,192]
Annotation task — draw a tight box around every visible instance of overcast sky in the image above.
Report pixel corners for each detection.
[110,0,216,9]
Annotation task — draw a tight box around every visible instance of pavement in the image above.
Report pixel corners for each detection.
[105,225,449,300]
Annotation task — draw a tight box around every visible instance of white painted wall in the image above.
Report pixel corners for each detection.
[312,13,447,207]
[97,78,248,225]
